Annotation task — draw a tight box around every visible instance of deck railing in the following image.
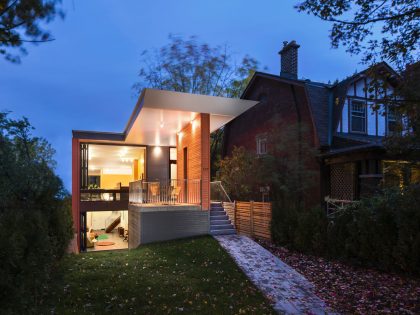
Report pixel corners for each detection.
[80,188,129,202]
[129,179,201,205]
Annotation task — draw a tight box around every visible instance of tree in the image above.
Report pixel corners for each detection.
[0,0,64,63]
[295,0,420,69]
[296,0,420,165]
[133,35,261,177]
[0,112,73,313]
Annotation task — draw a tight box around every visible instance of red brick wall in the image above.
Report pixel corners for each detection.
[71,138,80,252]
[223,76,322,208]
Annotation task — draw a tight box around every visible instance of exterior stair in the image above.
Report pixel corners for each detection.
[210,202,236,235]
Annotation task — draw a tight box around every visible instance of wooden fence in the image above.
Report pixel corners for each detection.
[222,201,272,241]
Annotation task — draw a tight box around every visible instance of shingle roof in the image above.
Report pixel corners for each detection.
[304,83,331,146]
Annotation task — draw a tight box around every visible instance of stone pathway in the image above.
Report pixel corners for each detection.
[215,234,332,314]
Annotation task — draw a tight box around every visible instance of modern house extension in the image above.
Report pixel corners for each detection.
[72,88,257,253]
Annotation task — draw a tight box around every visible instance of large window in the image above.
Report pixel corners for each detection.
[350,100,367,133]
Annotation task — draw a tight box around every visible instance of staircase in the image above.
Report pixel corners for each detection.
[210,202,236,235]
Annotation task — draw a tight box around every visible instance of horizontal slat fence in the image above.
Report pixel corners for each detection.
[223,201,271,241]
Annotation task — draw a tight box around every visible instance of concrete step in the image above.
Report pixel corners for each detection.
[210,219,231,225]
[210,210,226,216]
[210,208,225,212]
[210,229,236,236]
[210,224,234,230]
[210,215,228,221]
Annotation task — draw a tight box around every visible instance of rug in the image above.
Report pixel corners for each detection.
[96,241,115,246]
[97,234,109,240]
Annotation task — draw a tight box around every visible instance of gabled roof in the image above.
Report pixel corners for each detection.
[240,62,400,150]
[241,71,332,146]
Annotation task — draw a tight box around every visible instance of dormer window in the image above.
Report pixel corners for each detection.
[256,135,267,155]
[350,100,367,133]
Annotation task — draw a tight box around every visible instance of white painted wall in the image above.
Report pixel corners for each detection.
[337,78,394,136]
[367,102,376,135]
[87,210,128,230]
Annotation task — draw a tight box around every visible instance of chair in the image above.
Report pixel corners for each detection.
[148,182,160,203]
[170,186,181,203]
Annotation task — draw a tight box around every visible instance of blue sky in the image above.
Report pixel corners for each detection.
[0,0,364,190]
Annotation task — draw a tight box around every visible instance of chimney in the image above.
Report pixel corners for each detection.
[279,40,300,79]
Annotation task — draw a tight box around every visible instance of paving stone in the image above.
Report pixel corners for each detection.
[215,234,335,315]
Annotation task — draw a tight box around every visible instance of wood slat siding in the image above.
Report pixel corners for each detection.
[176,113,210,210]
[222,202,235,226]
[225,201,272,241]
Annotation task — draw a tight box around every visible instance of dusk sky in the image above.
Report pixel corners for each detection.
[1,0,365,190]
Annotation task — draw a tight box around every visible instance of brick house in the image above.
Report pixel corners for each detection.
[222,41,417,207]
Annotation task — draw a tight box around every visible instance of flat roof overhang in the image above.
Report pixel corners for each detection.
[73,88,259,146]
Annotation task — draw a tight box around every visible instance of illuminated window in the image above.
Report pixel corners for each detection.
[350,100,367,133]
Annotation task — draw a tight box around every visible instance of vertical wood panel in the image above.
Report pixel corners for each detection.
[176,113,211,210]
[228,201,271,240]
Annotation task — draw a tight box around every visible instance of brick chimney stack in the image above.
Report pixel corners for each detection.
[279,40,300,79]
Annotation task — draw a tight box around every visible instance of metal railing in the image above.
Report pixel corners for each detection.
[210,181,232,202]
[325,196,357,217]
[129,179,201,205]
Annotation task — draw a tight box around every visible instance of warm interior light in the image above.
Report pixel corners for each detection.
[140,158,144,164]
[178,131,183,141]
[119,148,128,157]
[153,146,162,157]
[160,121,164,128]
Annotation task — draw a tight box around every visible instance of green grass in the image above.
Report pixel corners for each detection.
[41,236,275,314]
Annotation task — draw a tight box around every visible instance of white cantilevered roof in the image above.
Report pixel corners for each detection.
[124,88,259,146]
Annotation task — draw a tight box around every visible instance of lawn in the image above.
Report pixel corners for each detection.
[40,236,275,314]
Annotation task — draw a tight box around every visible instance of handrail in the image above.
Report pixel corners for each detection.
[210,181,232,203]
[325,196,357,217]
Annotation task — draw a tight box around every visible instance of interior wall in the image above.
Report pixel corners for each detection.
[87,210,128,230]
[100,174,134,189]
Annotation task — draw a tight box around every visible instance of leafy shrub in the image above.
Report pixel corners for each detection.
[272,185,420,274]
[0,113,73,313]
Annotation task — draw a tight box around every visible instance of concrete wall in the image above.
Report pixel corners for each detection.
[146,146,170,181]
[128,204,209,248]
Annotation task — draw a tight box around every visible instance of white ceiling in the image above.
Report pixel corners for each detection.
[124,89,259,146]
[88,144,145,171]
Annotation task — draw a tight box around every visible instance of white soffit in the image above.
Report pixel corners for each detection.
[125,89,259,146]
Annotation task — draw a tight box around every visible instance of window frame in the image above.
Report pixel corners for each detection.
[256,135,268,155]
[386,105,398,135]
[349,99,367,134]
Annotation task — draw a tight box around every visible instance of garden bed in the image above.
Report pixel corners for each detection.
[258,240,420,314]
